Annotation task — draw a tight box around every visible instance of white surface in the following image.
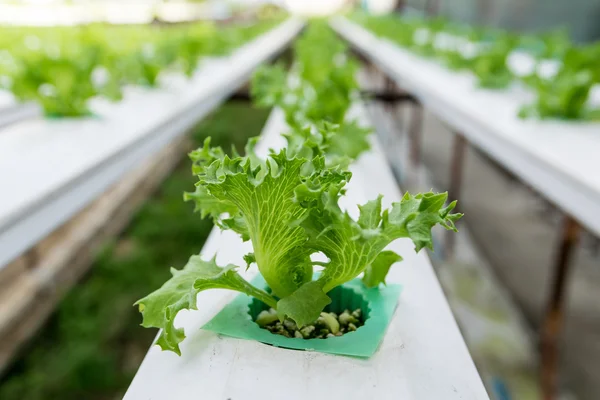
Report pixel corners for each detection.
[363,0,399,14]
[0,90,16,107]
[0,103,41,129]
[283,0,347,16]
[0,2,224,26]
[331,17,600,237]
[0,19,303,269]
[123,107,489,400]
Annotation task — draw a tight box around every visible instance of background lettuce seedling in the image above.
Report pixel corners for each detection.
[0,19,282,117]
[353,12,600,121]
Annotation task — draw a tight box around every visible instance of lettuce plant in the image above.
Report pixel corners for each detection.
[10,51,98,117]
[135,20,462,355]
[471,34,517,89]
[136,135,462,354]
[519,44,600,120]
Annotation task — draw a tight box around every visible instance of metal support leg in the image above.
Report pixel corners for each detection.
[446,133,467,257]
[229,91,251,102]
[383,75,396,106]
[382,75,397,155]
[383,77,408,127]
[24,245,40,271]
[375,74,420,189]
[397,101,423,190]
[540,216,580,400]
[408,103,423,173]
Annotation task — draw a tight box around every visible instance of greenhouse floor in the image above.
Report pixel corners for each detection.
[367,95,598,400]
[0,102,271,400]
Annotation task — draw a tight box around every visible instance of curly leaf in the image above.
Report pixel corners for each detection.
[185,137,271,240]
[326,120,371,162]
[357,194,383,230]
[183,185,237,219]
[362,250,403,288]
[299,190,462,293]
[277,280,331,327]
[202,150,316,298]
[250,63,288,108]
[135,256,276,355]
[284,121,371,169]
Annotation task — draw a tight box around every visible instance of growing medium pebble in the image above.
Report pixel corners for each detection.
[339,310,358,326]
[300,325,316,338]
[319,312,340,334]
[283,319,297,332]
[255,307,365,340]
[278,327,291,338]
[255,309,279,327]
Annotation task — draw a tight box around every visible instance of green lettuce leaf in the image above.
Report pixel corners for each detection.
[250,63,288,108]
[277,189,461,323]
[183,185,237,219]
[135,256,276,355]
[362,250,403,288]
[284,121,371,169]
[312,191,461,292]
[200,148,339,298]
[185,137,270,240]
[276,280,331,327]
[326,120,371,162]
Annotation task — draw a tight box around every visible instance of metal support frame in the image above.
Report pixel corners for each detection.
[381,74,397,118]
[444,129,582,400]
[229,91,252,102]
[362,91,417,104]
[540,216,580,400]
[446,133,467,257]
[379,74,421,188]
[229,90,418,105]
[380,75,400,167]
[408,101,424,173]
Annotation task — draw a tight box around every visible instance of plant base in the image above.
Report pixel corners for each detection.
[202,274,402,358]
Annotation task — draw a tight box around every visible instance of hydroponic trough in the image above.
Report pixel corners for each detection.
[0,92,39,129]
[123,107,490,400]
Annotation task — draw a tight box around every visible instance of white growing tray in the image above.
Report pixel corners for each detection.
[123,107,490,400]
[0,19,303,270]
[0,91,40,129]
[331,17,600,237]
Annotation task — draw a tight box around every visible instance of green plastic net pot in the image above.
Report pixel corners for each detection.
[202,274,402,358]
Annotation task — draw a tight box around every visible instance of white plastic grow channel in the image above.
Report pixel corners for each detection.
[330,17,600,238]
[123,107,490,400]
[0,18,303,270]
[0,91,40,129]
[0,103,40,129]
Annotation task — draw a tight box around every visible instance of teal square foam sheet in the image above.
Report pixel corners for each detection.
[202,274,402,358]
